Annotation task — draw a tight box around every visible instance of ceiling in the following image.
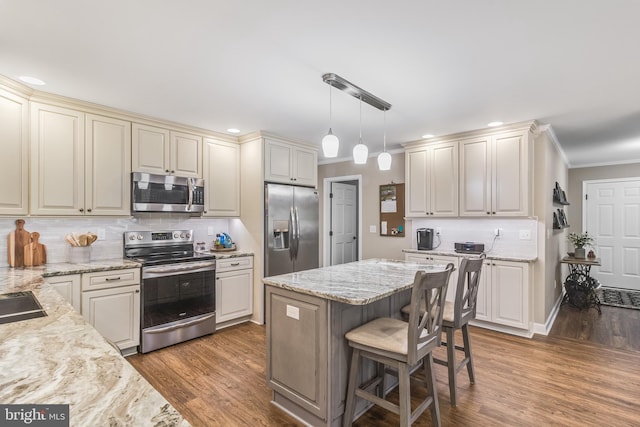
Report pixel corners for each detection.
[2,0,640,168]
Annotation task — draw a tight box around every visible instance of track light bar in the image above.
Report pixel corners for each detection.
[322,73,391,111]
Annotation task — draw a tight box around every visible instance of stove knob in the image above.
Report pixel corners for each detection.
[128,234,136,240]
[137,234,143,240]
[180,233,186,238]
[185,233,191,239]
[173,233,179,239]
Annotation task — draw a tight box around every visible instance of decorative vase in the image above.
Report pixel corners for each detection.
[574,247,586,259]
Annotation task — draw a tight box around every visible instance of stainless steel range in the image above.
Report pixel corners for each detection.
[124,230,216,353]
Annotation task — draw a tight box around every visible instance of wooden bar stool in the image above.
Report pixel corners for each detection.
[401,254,485,406]
[342,264,454,426]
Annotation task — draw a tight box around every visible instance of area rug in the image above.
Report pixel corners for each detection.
[596,287,640,310]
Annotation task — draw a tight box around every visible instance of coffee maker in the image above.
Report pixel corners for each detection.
[417,228,434,250]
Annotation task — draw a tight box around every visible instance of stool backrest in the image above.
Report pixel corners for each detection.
[407,264,454,365]
[453,254,486,328]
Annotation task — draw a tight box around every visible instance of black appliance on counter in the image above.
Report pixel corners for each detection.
[417,228,435,250]
[124,230,216,353]
[454,242,485,254]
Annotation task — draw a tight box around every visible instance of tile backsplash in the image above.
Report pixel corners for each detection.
[409,217,538,258]
[1,215,230,267]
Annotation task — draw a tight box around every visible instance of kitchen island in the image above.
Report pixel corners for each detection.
[262,258,450,427]
[0,261,190,427]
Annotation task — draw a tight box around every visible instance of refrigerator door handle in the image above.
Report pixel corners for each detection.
[289,206,296,261]
[294,206,301,259]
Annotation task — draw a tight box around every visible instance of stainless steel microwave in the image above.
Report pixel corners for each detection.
[132,172,205,213]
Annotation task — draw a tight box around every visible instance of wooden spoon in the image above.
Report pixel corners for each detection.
[65,234,78,247]
[86,233,98,245]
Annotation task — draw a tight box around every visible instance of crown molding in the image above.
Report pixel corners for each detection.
[238,131,317,150]
[402,120,539,149]
[537,124,570,167]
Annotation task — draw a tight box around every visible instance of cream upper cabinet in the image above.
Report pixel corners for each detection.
[203,138,240,217]
[264,139,317,187]
[0,89,28,215]
[30,104,131,216]
[132,123,202,178]
[30,103,85,215]
[405,141,458,217]
[459,130,531,217]
[85,114,131,215]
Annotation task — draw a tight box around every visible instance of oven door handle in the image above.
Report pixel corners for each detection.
[144,313,216,334]
[143,261,216,279]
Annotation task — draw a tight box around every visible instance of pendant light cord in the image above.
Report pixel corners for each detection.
[328,82,333,129]
[359,96,363,143]
[383,109,387,152]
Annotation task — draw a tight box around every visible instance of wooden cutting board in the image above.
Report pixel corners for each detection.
[7,219,31,267]
[24,232,46,267]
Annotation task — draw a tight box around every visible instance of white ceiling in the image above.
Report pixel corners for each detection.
[2,0,640,168]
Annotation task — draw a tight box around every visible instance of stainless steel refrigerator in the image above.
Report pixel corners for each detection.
[265,183,319,276]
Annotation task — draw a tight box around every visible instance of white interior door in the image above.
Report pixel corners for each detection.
[585,178,640,290]
[330,182,357,265]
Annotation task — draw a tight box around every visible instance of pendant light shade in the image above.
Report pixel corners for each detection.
[322,83,339,158]
[377,151,392,170]
[322,131,339,158]
[353,143,368,164]
[377,108,392,170]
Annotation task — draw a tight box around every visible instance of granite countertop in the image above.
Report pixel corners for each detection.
[402,248,537,263]
[262,258,449,305]
[0,259,190,427]
[202,250,254,260]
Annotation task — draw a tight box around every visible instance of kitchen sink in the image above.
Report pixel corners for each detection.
[0,291,47,325]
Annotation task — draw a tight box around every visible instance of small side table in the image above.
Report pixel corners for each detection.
[560,256,601,314]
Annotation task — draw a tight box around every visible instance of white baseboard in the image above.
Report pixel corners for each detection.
[469,320,534,338]
[533,292,564,336]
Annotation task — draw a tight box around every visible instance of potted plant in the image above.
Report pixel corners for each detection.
[568,232,594,258]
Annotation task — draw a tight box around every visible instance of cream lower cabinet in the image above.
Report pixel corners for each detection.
[264,138,317,187]
[203,138,240,216]
[475,259,530,330]
[46,274,81,313]
[216,256,254,325]
[81,269,141,353]
[0,88,28,215]
[405,253,459,302]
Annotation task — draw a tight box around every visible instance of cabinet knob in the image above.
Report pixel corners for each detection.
[486,211,490,215]
[135,289,140,293]
[87,208,92,213]
[79,208,84,212]
[492,211,496,214]
[171,170,175,174]
[204,210,207,214]
[165,169,170,173]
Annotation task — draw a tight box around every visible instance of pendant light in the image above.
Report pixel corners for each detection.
[353,97,368,164]
[377,109,392,171]
[321,82,339,158]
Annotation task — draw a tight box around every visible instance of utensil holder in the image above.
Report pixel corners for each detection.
[69,246,91,263]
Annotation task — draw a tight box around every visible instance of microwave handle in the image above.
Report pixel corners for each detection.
[187,178,194,210]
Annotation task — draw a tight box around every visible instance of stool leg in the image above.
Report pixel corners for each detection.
[343,348,361,427]
[424,353,441,427]
[461,323,475,384]
[398,362,411,426]
[376,362,386,398]
[445,327,457,406]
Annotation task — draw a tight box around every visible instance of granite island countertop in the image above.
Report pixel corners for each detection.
[262,258,449,305]
[0,259,191,427]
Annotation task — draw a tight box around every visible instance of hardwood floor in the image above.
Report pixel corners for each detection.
[129,309,640,427]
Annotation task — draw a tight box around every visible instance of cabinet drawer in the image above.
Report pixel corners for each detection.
[82,268,141,291]
[216,256,253,272]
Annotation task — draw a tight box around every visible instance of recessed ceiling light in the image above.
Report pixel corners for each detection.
[422,134,434,139]
[487,121,503,127]
[227,128,240,134]
[18,76,46,85]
